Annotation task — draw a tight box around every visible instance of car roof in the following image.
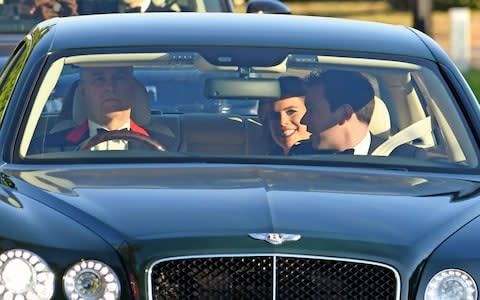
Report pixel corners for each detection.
[37,13,434,60]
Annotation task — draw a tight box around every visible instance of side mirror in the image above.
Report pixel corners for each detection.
[246,0,291,14]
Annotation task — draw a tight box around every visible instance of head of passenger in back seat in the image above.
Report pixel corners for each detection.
[258,76,311,155]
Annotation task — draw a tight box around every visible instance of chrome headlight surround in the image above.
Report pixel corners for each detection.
[0,249,55,300]
[425,268,477,300]
[63,259,120,300]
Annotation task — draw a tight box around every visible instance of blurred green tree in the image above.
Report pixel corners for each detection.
[386,0,480,10]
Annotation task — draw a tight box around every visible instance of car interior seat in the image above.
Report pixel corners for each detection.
[368,96,391,139]
[48,81,78,134]
[369,95,433,157]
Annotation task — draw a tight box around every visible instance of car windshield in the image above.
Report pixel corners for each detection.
[0,0,228,33]
[19,48,479,170]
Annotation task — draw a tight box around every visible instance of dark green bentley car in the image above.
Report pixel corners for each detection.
[0,12,479,300]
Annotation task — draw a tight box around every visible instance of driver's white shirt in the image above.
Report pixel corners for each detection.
[88,120,130,151]
[353,132,371,155]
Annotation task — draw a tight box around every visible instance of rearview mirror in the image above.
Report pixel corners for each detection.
[205,78,280,99]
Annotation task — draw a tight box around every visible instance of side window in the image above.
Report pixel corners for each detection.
[0,42,29,128]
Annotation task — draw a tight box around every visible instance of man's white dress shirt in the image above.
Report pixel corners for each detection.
[88,120,130,151]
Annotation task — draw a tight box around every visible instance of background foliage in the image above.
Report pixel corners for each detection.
[464,70,480,97]
[389,0,480,9]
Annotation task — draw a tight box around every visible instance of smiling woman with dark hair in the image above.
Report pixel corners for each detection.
[258,76,311,155]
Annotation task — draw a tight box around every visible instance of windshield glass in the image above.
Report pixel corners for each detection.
[19,48,479,169]
[0,0,229,33]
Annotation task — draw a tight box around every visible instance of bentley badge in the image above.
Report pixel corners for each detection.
[248,233,301,245]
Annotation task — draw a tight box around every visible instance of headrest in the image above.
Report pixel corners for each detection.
[73,79,151,126]
[369,96,391,137]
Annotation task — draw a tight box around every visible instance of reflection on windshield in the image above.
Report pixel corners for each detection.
[19,50,479,170]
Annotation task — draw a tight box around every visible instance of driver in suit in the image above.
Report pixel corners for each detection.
[33,66,176,153]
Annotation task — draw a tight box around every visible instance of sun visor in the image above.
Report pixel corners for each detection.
[205,78,281,99]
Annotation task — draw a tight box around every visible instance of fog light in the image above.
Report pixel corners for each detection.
[0,249,54,300]
[425,268,477,300]
[63,260,120,300]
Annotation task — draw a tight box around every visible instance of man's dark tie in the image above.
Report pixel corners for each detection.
[97,128,129,134]
[317,148,354,155]
[341,148,355,154]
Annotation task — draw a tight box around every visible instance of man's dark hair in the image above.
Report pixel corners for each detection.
[305,70,375,123]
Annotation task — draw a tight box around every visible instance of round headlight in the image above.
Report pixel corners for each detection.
[425,268,477,300]
[0,249,55,300]
[63,259,120,300]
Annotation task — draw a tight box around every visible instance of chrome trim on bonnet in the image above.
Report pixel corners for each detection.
[146,253,401,300]
[248,233,302,245]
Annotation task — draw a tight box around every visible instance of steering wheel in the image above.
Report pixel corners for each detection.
[78,130,166,151]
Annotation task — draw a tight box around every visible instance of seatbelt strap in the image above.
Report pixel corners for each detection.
[372,116,432,156]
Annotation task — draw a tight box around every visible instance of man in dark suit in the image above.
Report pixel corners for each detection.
[298,70,425,158]
[33,65,175,153]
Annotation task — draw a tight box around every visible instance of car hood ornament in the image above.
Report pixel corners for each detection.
[248,233,301,245]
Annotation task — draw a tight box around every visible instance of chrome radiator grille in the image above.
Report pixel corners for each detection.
[150,255,398,300]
